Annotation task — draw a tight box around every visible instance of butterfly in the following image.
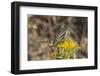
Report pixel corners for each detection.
[49,24,71,47]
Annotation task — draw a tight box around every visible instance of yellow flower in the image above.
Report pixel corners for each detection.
[57,37,79,49]
[49,37,80,59]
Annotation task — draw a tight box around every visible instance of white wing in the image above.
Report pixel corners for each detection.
[54,24,71,45]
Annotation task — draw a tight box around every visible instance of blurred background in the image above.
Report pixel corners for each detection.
[28,15,88,61]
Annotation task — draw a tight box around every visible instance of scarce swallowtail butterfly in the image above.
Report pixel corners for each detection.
[49,24,71,47]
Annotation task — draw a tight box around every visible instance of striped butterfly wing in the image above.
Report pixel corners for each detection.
[53,24,71,46]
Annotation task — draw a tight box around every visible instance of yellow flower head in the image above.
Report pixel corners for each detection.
[57,37,79,49]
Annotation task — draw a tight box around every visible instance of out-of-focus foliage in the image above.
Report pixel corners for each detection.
[28,15,88,61]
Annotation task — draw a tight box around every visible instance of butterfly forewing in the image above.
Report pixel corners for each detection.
[53,24,71,46]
